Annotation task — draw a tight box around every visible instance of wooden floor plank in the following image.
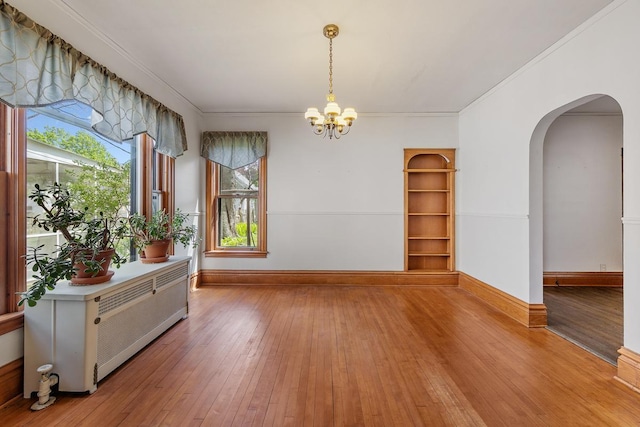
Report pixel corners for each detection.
[3,285,640,426]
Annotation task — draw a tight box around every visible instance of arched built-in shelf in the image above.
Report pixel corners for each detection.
[404,149,456,271]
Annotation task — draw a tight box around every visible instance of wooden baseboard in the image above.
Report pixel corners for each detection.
[616,347,640,392]
[199,270,459,287]
[543,272,623,287]
[0,359,23,408]
[459,272,547,328]
[189,272,200,290]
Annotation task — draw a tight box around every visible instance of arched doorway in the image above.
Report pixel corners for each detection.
[530,95,623,364]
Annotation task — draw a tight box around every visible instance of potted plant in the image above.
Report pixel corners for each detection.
[20,183,128,307]
[128,209,198,263]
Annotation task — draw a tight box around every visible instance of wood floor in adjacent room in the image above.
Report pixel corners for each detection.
[2,285,640,426]
[544,286,623,365]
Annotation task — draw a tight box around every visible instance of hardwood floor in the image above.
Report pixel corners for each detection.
[2,285,640,426]
[544,286,623,365]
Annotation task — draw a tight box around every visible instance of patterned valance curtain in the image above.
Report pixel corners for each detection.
[0,1,187,157]
[201,131,267,169]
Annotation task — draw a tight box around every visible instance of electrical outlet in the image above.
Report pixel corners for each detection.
[600,264,607,272]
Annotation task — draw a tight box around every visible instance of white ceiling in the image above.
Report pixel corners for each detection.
[10,0,613,114]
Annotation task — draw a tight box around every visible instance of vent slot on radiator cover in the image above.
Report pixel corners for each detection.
[157,263,189,289]
[98,279,154,315]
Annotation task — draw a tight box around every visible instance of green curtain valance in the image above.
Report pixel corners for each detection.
[0,1,187,157]
[201,131,267,169]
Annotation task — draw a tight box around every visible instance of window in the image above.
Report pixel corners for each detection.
[25,103,136,275]
[206,157,266,257]
[0,103,171,328]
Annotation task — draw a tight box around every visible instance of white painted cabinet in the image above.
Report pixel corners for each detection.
[23,257,190,396]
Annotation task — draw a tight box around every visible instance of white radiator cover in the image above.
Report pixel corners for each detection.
[23,257,190,396]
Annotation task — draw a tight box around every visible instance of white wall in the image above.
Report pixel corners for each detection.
[543,114,623,272]
[458,0,640,351]
[0,329,23,367]
[172,120,204,275]
[200,113,458,271]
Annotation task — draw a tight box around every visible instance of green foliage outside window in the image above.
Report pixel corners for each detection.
[221,222,258,247]
[28,127,120,165]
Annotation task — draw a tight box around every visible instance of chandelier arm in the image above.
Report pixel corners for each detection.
[326,126,333,139]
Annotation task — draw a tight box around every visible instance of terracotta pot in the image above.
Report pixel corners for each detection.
[141,239,171,263]
[70,248,115,285]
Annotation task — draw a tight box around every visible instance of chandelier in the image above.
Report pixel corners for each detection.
[304,24,357,139]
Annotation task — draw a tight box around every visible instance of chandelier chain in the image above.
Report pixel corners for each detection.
[328,37,333,95]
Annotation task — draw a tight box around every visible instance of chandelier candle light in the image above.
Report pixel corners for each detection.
[305,24,357,139]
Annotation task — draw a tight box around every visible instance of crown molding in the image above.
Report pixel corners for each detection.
[201,111,459,118]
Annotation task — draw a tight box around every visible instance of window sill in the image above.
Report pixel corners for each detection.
[0,312,24,335]
[205,250,268,258]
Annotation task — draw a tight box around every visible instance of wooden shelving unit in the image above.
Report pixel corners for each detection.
[404,149,456,271]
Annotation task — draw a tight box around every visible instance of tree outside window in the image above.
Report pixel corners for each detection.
[218,162,259,247]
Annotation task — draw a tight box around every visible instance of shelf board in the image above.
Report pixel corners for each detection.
[408,253,451,257]
[407,189,450,193]
[408,236,450,240]
[405,168,455,173]
[408,212,449,216]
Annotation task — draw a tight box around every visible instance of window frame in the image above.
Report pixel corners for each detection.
[205,158,267,258]
[140,133,175,254]
[0,105,171,332]
[0,104,26,322]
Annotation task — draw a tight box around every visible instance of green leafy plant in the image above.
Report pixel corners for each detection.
[221,223,258,247]
[128,209,198,252]
[20,182,128,307]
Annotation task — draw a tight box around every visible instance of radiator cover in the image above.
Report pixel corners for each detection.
[23,257,190,396]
